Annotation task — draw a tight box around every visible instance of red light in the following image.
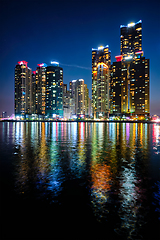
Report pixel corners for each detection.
[32,71,36,75]
[37,63,44,67]
[18,61,28,67]
[115,55,123,62]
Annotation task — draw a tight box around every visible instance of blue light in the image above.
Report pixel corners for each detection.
[43,63,47,67]
[51,61,59,66]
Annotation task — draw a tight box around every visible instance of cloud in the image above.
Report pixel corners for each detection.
[60,63,91,70]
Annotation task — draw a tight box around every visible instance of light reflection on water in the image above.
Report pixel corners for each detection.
[0,122,160,239]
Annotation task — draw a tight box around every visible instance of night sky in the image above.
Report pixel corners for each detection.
[0,0,160,116]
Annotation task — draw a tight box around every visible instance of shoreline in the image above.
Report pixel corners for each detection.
[0,119,159,124]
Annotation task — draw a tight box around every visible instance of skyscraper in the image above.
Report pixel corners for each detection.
[75,79,85,117]
[35,63,47,116]
[69,79,89,118]
[63,84,71,119]
[92,45,111,119]
[110,60,122,115]
[45,62,63,118]
[31,71,36,114]
[120,20,142,56]
[84,84,89,117]
[15,61,32,117]
[110,20,150,116]
[69,80,76,116]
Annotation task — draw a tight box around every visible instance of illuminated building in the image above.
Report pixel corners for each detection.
[69,80,76,116]
[110,61,122,115]
[35,63,47,116]
[120,20,142,56]
[31,71,36,114]
[92,45,111,119]
[63,84,71,119]
[70,79,89,118]
[45,62,63,118]
[84,84,89,117]
[88,98,92,117]
[15,61,32,117]
[110,20,150,116]
[70,79,85,117]
[76,79,85,117]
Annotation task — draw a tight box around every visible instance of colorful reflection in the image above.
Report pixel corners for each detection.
[115,165,141,238]
[90,122,151,238]
[153,124,160,154]
[69,122,87,178]
[90,123,112,221]
[0,121,159,239]
[91,163,111,221]
[13,122,65,200]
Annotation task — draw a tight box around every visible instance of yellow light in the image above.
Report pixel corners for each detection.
[97,62,108,68]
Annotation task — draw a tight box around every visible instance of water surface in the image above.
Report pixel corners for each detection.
[0,122,160,239]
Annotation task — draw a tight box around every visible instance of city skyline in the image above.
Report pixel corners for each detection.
[0,0,160,116]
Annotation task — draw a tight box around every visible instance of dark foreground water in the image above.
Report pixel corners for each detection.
[0,122,160,239]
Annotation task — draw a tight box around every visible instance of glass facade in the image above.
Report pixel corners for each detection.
[120,20,142,56]
[45,65,63,118]
[110,20,150,116]
[92,46,111,119]
[15,61,32,117]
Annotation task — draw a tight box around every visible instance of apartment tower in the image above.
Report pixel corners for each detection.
[110,20,150,116]
[45,62,63,118]
[92,45,111,119]
[14,61,32,117]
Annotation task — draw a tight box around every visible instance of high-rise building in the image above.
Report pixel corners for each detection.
[35,63,47,116]
[92,45,111,119]
[84,84,89,117]
[63,84,71,119]
[110,61,122,115]
[110,20,150,116]
[69,79,89,118]
[120,20,142,56]
[32,71,36,114]
[45,62,63,118]
[75,79,85,117]
[69,80,76,116]
[15,61,32,117]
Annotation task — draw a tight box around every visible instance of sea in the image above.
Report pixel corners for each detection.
[0,121,160,239]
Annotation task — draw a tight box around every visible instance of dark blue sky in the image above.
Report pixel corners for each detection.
[0,0,160,116]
